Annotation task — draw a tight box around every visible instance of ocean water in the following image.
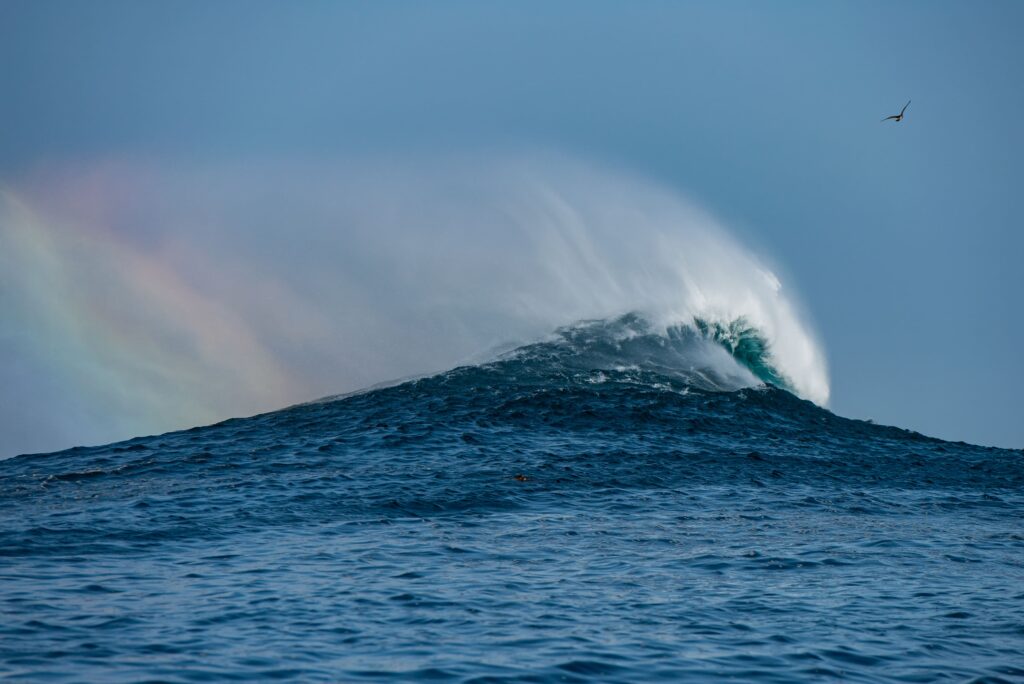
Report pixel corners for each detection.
[2,315,1022,682]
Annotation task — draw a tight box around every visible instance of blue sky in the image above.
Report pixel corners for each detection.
[1,1,1022,450]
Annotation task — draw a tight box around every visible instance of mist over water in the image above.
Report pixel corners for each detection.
[0,156,828,457]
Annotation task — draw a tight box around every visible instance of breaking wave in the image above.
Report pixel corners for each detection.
[481,313,789,396]
[1,155,828,457]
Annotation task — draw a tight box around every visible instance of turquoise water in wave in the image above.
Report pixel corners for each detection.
[1,317,1022,682]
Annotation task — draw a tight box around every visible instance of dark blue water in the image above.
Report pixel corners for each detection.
[2,317,1023,682]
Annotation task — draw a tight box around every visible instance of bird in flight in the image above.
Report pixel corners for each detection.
[882,100,911,123]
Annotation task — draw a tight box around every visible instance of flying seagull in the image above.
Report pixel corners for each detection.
[882,100,910,123]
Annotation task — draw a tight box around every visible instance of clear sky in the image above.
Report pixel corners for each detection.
[1,1,1022,454]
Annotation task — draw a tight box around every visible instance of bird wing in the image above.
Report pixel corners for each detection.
[900,100,911,116]
[881,115,899,122]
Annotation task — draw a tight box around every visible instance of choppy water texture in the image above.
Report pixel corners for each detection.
[2,317,1023,682]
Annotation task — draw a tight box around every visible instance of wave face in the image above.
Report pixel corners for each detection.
[2,319,1022,682]
[448,313,787,396]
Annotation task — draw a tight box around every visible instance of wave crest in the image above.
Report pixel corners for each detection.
[484,313,789,395]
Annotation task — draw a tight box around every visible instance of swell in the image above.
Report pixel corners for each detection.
[3,313,1017,505]
[1,368,1019,561]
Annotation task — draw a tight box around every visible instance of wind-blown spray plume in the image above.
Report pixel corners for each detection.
[0,156,828,457]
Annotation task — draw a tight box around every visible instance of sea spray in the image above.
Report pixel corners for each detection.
[1,155,828,457]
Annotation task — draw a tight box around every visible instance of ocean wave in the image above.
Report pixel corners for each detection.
[1,156,828,457]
